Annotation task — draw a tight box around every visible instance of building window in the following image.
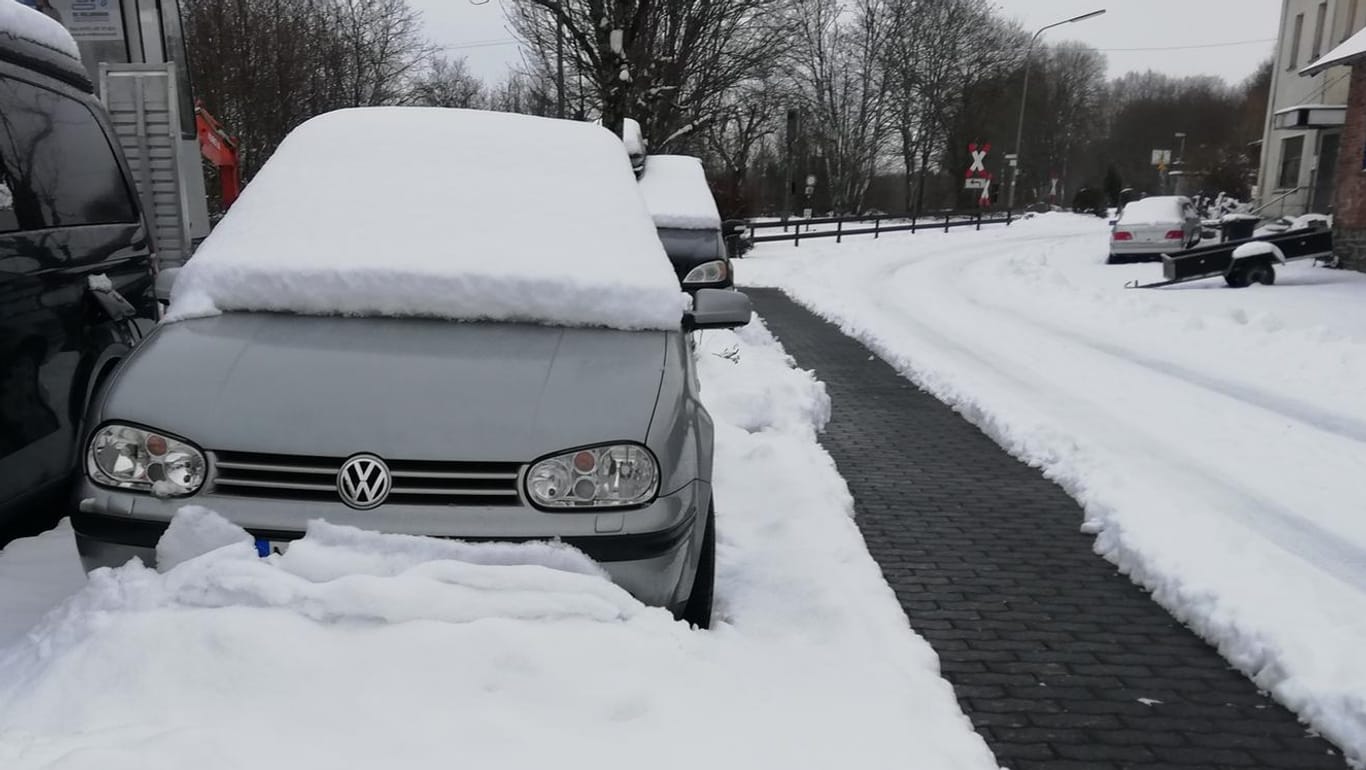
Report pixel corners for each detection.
[1313,2,1328,59]
[1345,0,1361,42]
[1279,135,1305,189]
[1289,13,1305,70]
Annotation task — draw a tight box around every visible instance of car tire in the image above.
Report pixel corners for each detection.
[680,506,715,630]
[1106,254,1124,265]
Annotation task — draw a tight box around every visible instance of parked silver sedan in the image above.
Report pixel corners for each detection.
[1108,196,1203,263]
[71,109,751,629]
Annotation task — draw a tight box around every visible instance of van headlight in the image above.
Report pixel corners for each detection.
[683,260,729,286]
[525,444,659,509]
[87,423,206,497]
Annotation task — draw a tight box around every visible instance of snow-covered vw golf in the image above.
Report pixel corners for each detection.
[73,108,751,628]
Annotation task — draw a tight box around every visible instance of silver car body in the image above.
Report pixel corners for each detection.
[1109,195,1202,260]
[73,313,715,610]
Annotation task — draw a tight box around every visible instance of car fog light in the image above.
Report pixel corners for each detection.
[87,423,206,497]
[683,260,729,286]
[525,444,659,509]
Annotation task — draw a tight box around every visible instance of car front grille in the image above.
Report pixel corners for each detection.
[209,450,524,506]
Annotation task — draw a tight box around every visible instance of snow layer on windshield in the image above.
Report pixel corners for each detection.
[638,154,722,230]
[0,321,997,770]
[166,108,686,331]
[0,1,80,59]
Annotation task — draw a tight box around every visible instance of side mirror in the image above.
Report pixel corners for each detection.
[155,267,180,303]
[684,288,752,331]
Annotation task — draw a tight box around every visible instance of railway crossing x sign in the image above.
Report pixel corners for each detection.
[969,146,990,174]
[965,142,992,192]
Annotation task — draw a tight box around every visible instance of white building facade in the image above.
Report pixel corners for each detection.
[1257,0,1366,216]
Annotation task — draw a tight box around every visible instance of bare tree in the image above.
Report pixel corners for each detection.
[406,56,486,108]
[506,0,783,149]
[788,0,890,213]
[183,0,435,181]
[486,69,558,116]
[1029,42,1106,202]
[881,0,1019,212]
[705,78,784,215]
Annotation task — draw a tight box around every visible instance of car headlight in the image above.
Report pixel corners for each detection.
[525,444,659,509]
[87,423,206,497]
[683,260,729,286]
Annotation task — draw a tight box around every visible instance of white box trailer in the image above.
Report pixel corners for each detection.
[100,62,203,266]
[52,0,209,266]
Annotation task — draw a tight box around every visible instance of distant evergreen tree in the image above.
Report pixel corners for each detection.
[1104,166,1123,207]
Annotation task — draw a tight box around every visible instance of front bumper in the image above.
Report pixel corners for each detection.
[71,480,710,609]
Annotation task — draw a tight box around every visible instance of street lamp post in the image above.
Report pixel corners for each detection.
[1171,132,1188,195]
[1008,8,1107,211]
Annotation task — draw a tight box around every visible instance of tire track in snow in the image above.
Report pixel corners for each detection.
[946,252,1366,448]
[789,230,1366,594]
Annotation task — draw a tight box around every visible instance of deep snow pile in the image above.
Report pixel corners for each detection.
[742,214,1366,763]
[0,521,85,649]
[166,108,685,331]
[638,154,722,230]
[0,320,998,770]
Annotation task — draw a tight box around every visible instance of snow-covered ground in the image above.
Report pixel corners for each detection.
[741,213,1366,764]
[0,322,998,770]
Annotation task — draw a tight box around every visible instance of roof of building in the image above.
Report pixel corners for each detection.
[1302,26,1366,76]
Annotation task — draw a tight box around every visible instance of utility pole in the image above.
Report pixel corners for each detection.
[783,108,798,218]
[1008,8,1106,211]
[556,16,566,119]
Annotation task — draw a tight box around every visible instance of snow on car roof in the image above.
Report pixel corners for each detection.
[166,108,685,331]
[0,0,81,59]
[638,155,722,231]
[1118,196,1185,225]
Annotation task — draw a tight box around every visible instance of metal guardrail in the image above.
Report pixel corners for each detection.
[746,209,1015,246]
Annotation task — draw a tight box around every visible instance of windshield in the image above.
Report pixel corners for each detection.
[657,227,723,261]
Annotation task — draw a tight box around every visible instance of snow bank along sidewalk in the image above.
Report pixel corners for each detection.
[0,321,998,770]
[741,213,1366,764]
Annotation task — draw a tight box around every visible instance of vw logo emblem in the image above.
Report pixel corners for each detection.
[337,454,391,510]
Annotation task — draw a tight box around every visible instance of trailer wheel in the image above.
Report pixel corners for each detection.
[1247,261,1276,285]
[1225,263,1251,288]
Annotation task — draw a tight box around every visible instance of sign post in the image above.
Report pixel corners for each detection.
[1152,149,1172,192]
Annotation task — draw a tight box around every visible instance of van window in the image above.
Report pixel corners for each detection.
[0,75,137,232]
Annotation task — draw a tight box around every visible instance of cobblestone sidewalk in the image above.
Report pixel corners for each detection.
[747,288,1345,770]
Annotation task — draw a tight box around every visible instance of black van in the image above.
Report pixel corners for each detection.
[1,22,155,537]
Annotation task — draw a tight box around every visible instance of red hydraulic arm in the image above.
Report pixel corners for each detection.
[195,101,243,208]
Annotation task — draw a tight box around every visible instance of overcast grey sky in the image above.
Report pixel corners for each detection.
[412,0,1284,87]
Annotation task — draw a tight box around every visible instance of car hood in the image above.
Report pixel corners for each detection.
[100,314,670,462]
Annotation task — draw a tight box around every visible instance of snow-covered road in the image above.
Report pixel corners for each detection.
[0,323,998,770]
[742,214,1366,763]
